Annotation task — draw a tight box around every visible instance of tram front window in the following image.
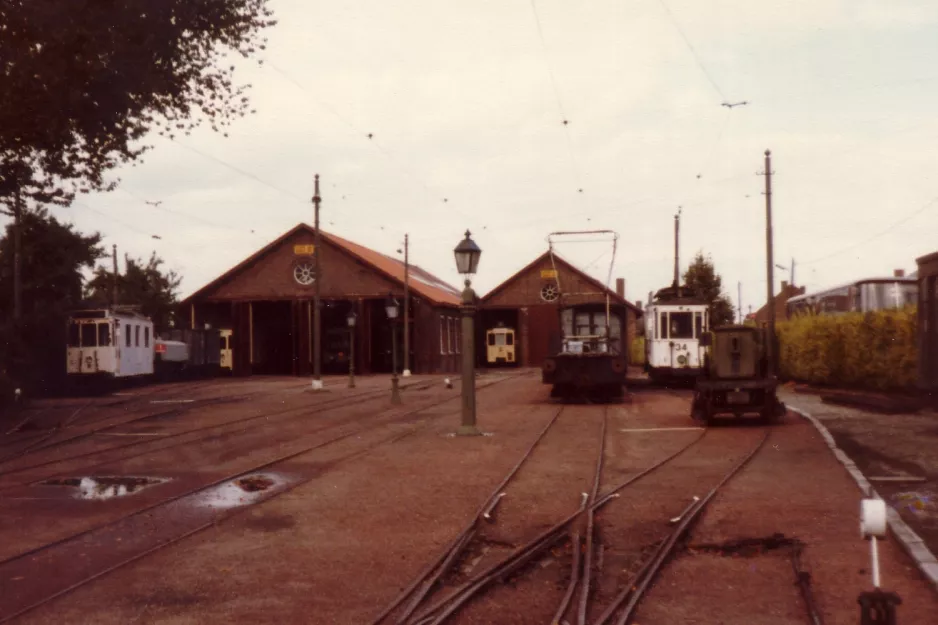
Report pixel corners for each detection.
[668,312,693,339]
[68,322,81,347]
[80,323,97,348]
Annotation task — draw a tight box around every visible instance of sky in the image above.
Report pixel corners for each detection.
[9,0,938,315]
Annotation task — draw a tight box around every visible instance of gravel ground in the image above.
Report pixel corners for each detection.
[4,375,937,624]
[633,397,938,625]
[780,389,938,557]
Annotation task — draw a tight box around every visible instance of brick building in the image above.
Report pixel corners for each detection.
[180,224,463,377]
[753,281,806,324]
[479,252,643,367]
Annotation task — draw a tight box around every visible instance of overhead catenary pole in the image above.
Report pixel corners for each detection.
[764,150,776,376]
[402,233,411,377]
[112,244,119,307]
[673,209,680,289]
[738,281,742,324]
[312,174,323,390]
[791,257,796,287]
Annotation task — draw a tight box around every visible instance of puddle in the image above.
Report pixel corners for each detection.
[237,476,275,492]
[42,476,168,500]
[196,473,286,510]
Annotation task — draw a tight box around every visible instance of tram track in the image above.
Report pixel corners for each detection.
[378,415,778,625]
[0,373,494,480]
[0,373,530,498]
[371,404,609,625]
[0,372,532,623]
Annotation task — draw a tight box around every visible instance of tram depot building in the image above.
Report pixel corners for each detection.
[180,224,643,377]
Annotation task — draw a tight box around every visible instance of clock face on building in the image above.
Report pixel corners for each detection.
[293,261,316,286]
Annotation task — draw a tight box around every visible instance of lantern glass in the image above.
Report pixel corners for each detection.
[385,296,399,319]
[346,311,357,328]
[453,230,482,276]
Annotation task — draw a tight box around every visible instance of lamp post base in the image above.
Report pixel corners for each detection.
[391,375,402,404]
[311,379,324,391]
[348,377,355,389]
[402,369,412,377]
[456,424,482,437]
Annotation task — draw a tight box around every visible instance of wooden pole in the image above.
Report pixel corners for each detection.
[312,174,323,390]
[403,233,411,376]
[764,150,776,376]
[112,244,119,307]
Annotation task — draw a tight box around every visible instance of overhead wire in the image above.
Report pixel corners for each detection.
[265,61,479,227]
[800,195,938,266]
[116,185,263,237]
[654,0,726,102]
[528,0,585,194]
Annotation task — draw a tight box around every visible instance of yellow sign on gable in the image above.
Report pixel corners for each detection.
[540,269,558,279]
[294,244,315,256]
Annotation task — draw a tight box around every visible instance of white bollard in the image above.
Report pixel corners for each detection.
[860,498,887,588]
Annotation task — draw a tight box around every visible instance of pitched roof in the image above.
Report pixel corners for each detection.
[481,250,643,314]
[180,223,462,307]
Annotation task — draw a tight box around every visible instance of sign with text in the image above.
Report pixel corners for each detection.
[294,244,315,256]
[540,269,558,279]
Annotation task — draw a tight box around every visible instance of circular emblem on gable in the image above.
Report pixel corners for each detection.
[540,284,559,302]
[293,261,316,286]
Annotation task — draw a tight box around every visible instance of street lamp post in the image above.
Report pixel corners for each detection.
[385,295,402,404]
[454,230,482,436]
[347,310,357,389]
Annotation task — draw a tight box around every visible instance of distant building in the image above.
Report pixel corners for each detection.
[753,281,806,325]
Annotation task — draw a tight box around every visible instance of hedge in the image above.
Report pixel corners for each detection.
[776,308,917,391]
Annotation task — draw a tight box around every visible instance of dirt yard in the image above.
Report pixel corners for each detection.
[0,372,935,624]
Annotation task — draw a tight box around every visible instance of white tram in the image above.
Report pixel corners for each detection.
[67,308,156,379]
[644,286,710,382]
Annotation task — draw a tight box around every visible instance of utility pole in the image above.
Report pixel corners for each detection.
[791,257,796,287]
[12,187,22,322]
[673,208,681,289]
[763,150,776,376]
[738,281,742,324]
[402,233,411,377]
[112,244,119,307]
[312,174,323,391]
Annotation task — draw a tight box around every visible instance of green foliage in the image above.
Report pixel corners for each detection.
[84,252,182,332]
[0,209,104,395]
[683,251,735,327]
[1,0,276,205]
[777,308,918,391]
[630,336,645,365]
[0,207,104,317]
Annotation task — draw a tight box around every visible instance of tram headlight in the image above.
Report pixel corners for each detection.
[678,354,687,366]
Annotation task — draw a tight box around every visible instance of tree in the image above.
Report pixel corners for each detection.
[683,251,736,327]
[0,208,104,395]
[0,207,104,317]
[0,0,275,318]
[84,252,182,332]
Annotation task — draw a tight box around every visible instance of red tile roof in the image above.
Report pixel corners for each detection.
[181,224,462,307]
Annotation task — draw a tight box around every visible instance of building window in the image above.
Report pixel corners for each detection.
[135,325,140,347]
[440,315,447,354]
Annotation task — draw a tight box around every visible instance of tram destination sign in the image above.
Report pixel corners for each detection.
[294,244,315,256]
